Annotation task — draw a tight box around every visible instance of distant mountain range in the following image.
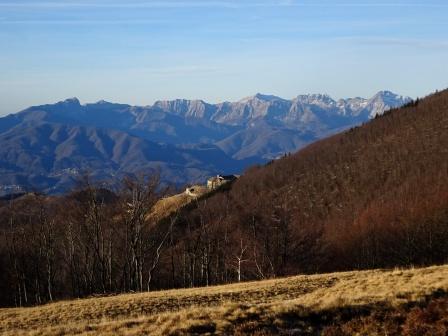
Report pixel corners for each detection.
[0,91,411,194]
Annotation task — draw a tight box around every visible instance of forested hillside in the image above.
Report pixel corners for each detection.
[0,90,446,307]
[175,90,448,278]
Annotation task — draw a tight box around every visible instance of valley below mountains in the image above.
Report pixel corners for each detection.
[0,91,410,194]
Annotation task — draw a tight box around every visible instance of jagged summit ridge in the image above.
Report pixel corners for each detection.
[239,93,286,103]
[158,91,411,124]
[37,91,410,125]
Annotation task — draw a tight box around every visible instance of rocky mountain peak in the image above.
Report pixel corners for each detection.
[294,94,337,108]
[60,97,81,106]
[366,91,412,118]
[239,93,285,103]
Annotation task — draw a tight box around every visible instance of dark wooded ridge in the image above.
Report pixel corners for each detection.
[0,89,447,307]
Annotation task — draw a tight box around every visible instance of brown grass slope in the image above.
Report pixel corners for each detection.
[0,265,447,335]
[149,185,208,221]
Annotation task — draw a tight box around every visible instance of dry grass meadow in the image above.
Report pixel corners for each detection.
[1,265,447,335]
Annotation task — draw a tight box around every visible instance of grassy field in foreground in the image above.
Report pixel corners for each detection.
[0,265,447,335]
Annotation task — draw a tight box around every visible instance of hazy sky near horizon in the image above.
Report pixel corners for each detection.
[0,0,447,115]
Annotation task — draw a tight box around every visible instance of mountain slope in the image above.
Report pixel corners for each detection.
[0,122,252,194]
[216,121,318,159]
[0,91,410,193]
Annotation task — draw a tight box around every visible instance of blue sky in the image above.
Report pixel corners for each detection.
[0,0,447,115]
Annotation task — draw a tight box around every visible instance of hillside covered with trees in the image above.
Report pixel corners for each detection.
[0,89,447,307]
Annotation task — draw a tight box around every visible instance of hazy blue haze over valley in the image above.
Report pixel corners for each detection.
[0,0,447,115]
